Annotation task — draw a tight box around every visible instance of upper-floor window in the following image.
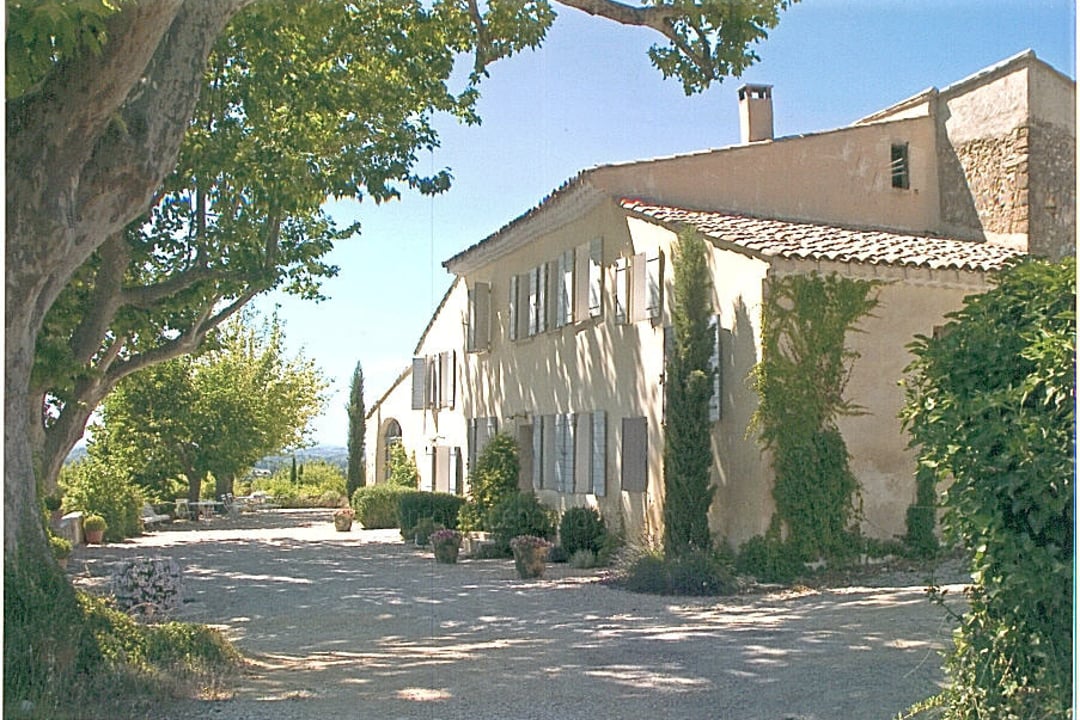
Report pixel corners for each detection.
[891,142,910,190]
[411,351,456,411]
[467,282,491,352]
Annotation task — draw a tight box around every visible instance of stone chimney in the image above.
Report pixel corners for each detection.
[738,84,774,143]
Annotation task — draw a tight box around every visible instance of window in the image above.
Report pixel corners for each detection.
[591,410,607,496]
[553,412,575,493]
[410,352,456,410]
[467,416,498,471]
[383,419,402,481]
[588,237,603,319]
[614,257,629,323]
[467,282,491,351]
[508,274,520,341]
[557,250,574,327]
[529,264,546,335]
[891,142,910,190]
[631,251,664,323]
[531,416,545,491]
[708,321,723,422]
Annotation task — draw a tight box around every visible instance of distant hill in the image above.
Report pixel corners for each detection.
[65,445,349,472]
[255,446,348,472]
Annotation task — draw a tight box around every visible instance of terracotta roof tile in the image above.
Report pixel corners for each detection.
[621,200,1025,273]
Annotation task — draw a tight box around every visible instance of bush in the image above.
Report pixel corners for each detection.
[621,547,738,596]
[487,492,555,554]
[397,491,466,538]
[251,461,347,508]
[468,433,520,529]
[734,534,804,584]
[351,484,410,529]
[559,506,607,556]
[49,534,72,560]
[409,518,441,545]
[569,549,599,569]
[385,443,420,488]
[60,458,143,542]
[903,258,1075,718]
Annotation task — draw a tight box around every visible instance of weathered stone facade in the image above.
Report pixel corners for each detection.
[1028,120,1076,260]
[940,125,1030,244]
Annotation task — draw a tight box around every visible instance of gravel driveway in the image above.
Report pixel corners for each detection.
[72,510,965,720]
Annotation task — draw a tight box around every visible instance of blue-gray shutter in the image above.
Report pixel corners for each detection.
[588,237,603,318]
[621,417,648,492]
[592,410,607,496]
[411,357,427,410]
[509,275,519,341]
[531,416,543,490]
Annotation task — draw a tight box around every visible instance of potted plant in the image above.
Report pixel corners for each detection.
[50,534,72,569]
[431,529,462,564]
[83,514,107,544]
[43,494,63,525]
[510,535,553,579]
[333,507,355,532]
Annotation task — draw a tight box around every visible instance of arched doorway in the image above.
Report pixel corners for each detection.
[381,419,402,481]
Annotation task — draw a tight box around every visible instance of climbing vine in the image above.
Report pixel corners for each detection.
[750,272,879,560]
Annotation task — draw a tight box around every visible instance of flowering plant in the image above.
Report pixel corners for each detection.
[430,529,462,547]
[333,508,355,519]
[509,535,552,552]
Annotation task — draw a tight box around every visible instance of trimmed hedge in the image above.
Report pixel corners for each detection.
[398,491,466,536]
[351,484,410,529]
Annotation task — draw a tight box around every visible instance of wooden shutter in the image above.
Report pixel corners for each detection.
[558,249,574,327]
[411,357,427,410]
[468,282,491,351]
[536,264,548,333]
[588,237,603,318]
[542,414,556,490]
[528,267,540,336]
[435,446,451,493]
[646,250,663,321]
[614,257,628,323]
[574,413,591,493]
[531,417,544,491]
[621,417,648,492]
[509,274,519,341]
[592,410,607,496]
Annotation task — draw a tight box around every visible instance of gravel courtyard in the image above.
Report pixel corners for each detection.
[72,510,966,720]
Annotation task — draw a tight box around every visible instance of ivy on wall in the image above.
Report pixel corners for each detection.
[750,272,880,560]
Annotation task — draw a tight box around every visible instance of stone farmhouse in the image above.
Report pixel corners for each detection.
[363,51,1075,547]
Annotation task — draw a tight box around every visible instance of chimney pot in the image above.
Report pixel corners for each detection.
[738,84,774,143]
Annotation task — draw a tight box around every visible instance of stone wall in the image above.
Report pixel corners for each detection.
[1027,120,1076,260]
[939,125,1030,244]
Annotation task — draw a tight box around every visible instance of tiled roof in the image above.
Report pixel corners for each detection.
[621,200,1026,273]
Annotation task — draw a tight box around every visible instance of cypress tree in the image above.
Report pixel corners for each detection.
[346,361,366,497]
[662,228,716,556]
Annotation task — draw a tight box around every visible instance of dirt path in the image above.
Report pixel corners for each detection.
[72,510,966,719]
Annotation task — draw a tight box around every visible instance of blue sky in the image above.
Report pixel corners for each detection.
[254,0,1076,447]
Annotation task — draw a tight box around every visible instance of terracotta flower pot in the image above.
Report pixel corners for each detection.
[85,529,105,544]
[433,543,460,564]
[512,545,549,579]
[333,516,353,532]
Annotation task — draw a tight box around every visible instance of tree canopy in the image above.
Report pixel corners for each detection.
[92,312,327,503]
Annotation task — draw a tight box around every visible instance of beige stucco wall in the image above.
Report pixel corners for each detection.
[364,279,470,493]
[590,117,941,236]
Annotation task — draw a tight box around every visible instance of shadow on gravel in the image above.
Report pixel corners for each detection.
[72,516,960,719]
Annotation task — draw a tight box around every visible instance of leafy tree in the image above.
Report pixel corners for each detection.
[93,312,326,503]
[662,228,717,555]
[468,433,521,530]
[386,444,421,489]
[902,258,1074,718]
[5,0,793,707]
[347,362,367,496]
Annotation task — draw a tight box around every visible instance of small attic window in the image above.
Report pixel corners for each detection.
[890,143,910,189]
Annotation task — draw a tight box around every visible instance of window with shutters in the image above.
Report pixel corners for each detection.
[708,321,722,422]
[614,257,629,324]
[531,416,544,491]
[467,282,491,352]
[410,357,427,410]
[529,264,547,335]
[553,413,575,493]
[574,413,592,493]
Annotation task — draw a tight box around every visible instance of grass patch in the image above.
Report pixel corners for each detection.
[6,561,240,720]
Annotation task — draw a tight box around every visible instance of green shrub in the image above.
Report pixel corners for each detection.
[487,492,555,554]
[903,465,939,559]
[902,257,1074,718]
[569,549,598,569]
[409,517,441,545]
[385,443,420,488]
[49,534,72,560]
[351,484,409,529]
[621,547,737,596]
[398,491,466,537]
[456,501,484,532]
[468,433,520,529]
[60,458,142,542]
[252,461,347,508]
[559,506,607,556]
[734,534,804,584]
